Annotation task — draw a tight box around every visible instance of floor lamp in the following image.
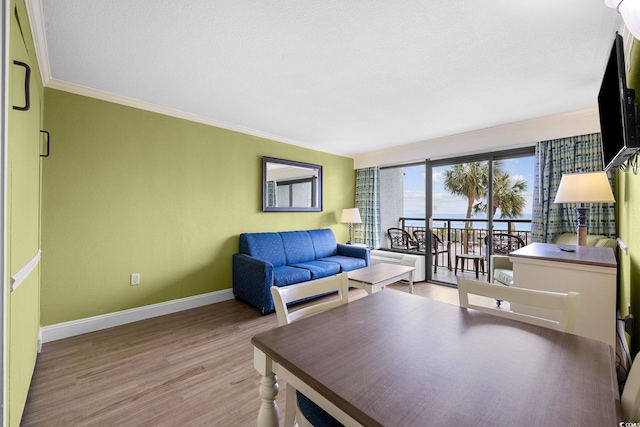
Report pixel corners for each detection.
[553,171,615,246]
[341,208,362,244]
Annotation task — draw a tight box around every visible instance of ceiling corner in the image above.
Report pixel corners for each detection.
[25,0,51,85]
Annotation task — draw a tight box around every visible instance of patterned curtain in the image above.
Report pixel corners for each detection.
[266,181,276,207]
[354,167,381,248]
[532,133,616,243]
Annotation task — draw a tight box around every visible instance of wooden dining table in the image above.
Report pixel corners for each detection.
[252,289,619,426]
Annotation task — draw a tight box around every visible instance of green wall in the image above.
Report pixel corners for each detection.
[41,88,355,326]
[619,39,640,356]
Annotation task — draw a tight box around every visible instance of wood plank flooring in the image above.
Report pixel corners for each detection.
[20,282,483,426]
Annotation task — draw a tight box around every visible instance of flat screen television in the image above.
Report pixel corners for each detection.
[598,32,639,171]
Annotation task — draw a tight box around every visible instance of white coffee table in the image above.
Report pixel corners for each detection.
[347,263,416,294]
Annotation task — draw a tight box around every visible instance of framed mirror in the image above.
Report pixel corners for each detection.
[263,156,323,212]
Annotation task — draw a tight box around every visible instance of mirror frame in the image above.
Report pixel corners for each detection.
[262,156,323,212]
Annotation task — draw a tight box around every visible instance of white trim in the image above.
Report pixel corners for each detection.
[10,249,41,291]
[618,238,628,254]
[45,78,351,158]
[1,0,8,421]
[40,288,235,343]
[24,0,50,85]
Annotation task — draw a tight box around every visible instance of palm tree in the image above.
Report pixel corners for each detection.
[443,162,491,227]
[444,161,527,246]
[473,169,527,233]
[443,162,490,251]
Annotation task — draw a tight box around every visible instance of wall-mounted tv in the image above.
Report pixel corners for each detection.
[598,32,639,171]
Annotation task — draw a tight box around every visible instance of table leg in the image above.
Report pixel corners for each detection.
[408,270,414,294]
[254,347,280,427]
[474,258,479,279]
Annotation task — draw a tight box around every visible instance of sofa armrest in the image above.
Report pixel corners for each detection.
[232,253,274,314]
[490,255,513,272]
[337,244,370,266]
[595,238,618,249]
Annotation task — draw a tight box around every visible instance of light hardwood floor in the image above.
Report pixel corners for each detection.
[20,282,484,426]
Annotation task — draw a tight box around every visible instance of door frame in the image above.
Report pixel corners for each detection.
[426,147,534,285]
[1,0,8,423]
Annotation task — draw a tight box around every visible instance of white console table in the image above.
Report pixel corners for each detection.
[509,243,617,349]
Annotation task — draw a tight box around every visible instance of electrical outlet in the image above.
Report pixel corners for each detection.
[131,273,140,285]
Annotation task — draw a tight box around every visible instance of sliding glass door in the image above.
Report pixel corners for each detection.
[427,149,535,286]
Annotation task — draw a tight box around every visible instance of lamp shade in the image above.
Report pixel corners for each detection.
[619,0,640,40]
[554,172,615,204]
[604,0,640,40]
[340,208,362,224]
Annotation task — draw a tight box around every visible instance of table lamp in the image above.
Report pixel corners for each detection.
[341,208,362,244]
[553,171,615,246]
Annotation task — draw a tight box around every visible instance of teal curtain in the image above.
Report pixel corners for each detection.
[532,133,616,243]
[266,181,276,207]
[354,167,381,248]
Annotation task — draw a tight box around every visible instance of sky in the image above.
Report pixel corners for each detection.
[403,156,535,218]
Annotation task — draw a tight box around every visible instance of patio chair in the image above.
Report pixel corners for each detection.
[484,233,526,307]
[484,232,525,255]
[387,228,418,250]
[414,230,451,273]
[270,273,349,427]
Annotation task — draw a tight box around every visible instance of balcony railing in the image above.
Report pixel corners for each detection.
[386,217,533,268]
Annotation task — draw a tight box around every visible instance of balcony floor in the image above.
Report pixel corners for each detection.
[429,263,490,287]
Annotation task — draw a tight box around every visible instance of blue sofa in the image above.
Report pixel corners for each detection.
[233,228,370,314]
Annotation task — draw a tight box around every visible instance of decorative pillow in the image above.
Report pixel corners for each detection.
[493,268,514,286]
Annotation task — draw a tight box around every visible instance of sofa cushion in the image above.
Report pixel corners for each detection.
[291,261,341,279]
[319,255,367,272]
[273,265,311,287]
[493,268,514,286]
[280,231,316,264]
[239,232,286,267]
[552,233,617,249]
[595,238,618,249]
[308,228,339,258]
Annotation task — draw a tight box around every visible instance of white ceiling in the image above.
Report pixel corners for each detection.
[32,0,622,158]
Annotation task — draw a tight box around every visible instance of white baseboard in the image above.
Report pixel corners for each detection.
[41,289,235,344]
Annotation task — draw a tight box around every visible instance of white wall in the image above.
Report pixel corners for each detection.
[380,168,404,249]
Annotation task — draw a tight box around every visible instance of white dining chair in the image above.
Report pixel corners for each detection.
[270,273,349,427]
[622,352,640,422]
[456,277,580,333]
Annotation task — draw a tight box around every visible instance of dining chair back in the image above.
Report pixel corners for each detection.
[387,227,418,250]
[270,273,349,427]
[456,277,580,333]
[622,352,640,422]
[270,273,349,326]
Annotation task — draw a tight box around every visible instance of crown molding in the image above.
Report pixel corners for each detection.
[23,0,352,158]
[46,79,352,157]
[25,0,51,85]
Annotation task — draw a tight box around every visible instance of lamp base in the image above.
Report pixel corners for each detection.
[576,205,588,246]
[577,226,587,246]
